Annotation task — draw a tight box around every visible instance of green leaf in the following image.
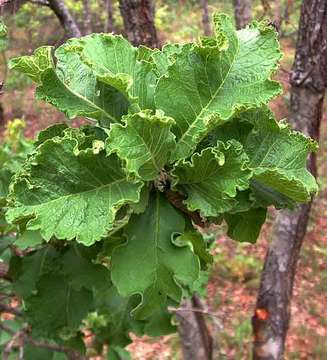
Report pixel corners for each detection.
[10,41,128,127]
[106,110,176,180]
[0,235,15,255]
[77,34,157,110]
[10,246,61,297]
[94,285,142,347]
[15,230,44,250]
[26,274,93,338]
[107,346,132,360]
[225,207,267,243]
[151,43,187,76]
[174,231,213,268]
[0,168,13,204]
[9,46,54,84]
[24,344,66,360]
[242,108,318,203]
[111,192,200,318]
[7,134,143,245]
[62,245,110,291]
[0,20,8,52]
[155,14,281,160]
[35,123,68,146]
[172,140,252,217]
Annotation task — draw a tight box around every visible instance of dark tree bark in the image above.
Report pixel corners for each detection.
[200,0,211,36]
[252,1,327,359]
[104,0,115,33]
[233,0,252,29]
[82,0,92,35]
[48,0,81,38]
[176,295,213,360]
[118,0,159,48]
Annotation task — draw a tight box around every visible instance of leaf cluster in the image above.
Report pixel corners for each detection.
[0,13,318,357]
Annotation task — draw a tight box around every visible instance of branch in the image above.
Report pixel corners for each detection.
[169,306,221,322]
[26,0,50,6]
[3,327,24,360]
[0,323,86,359]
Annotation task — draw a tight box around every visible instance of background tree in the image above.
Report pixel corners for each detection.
[104,0,115,33]
[118,0,158,48]
[26,0,81,38]
[252,1,327,358]
[82,0,92,35]
[200,0,210,36]
[233,0,251,29]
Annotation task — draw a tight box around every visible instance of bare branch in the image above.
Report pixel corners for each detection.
[27,0,50,6]
[0,323,86,359]
[3,328,24,360]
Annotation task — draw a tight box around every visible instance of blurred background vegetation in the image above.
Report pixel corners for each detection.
[0,1,326,359]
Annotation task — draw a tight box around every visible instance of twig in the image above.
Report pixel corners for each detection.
[3,328,24,360]
[168,305,223,329]
[27,0,50,6]
[0,323,86,359]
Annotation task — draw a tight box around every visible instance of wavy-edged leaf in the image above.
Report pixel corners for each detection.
[106,110,176,180]
[7,135,143,245]
[174,231,213,268]
[155,14,281,161]
[9,46,53,83]
[10,41,128,127]
[207,107,318,205]
[77,34,157,110]
[242,108,318,203]
[172,140,252,217]
[35,123,68,146]
[111,192,200,318]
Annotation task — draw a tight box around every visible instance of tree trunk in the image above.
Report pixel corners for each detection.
[48,0,81,38]
[261,0,271,17]
[274,0,282,31]
[233,0,251,30]
[118,0,159,48]
[284,0,294,24]
[176,295,213,360]
[104,0,115,33]
[200,0,211,36]
[252,1,327,359]
[82,0,92,35]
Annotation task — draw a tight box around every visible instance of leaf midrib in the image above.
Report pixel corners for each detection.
[176,38,240,145]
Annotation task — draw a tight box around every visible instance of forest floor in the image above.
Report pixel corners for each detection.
[1,40,327,360]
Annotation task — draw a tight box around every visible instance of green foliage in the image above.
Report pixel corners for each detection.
[0,19,8,52]
[2,13,317,357]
